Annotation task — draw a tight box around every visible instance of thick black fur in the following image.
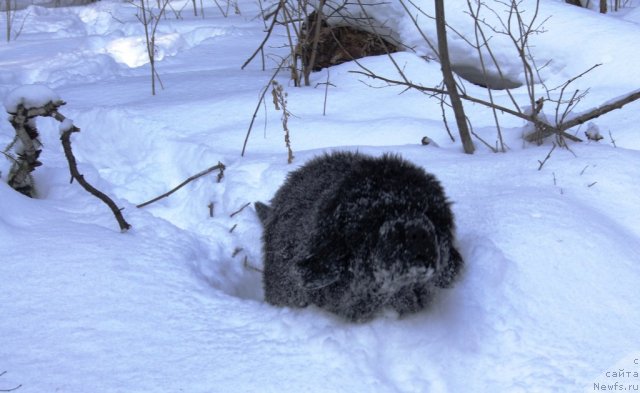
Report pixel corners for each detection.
[256,151,463,322]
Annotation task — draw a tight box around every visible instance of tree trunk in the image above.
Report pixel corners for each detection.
[434,0,474,154]
[600,0,607,13]
[304,0,325,87]
[5,0,11,42]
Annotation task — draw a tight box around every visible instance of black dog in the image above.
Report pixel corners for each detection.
[255,151,463,322]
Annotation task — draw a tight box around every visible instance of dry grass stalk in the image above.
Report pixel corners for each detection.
[271,81,294,163]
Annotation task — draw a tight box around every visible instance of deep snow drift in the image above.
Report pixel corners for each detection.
[1,0,640,392]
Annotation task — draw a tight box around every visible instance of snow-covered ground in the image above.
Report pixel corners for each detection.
[1,0,640,392]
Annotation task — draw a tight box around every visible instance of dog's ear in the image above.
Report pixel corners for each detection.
[297,256,340,290]
[254,201,272,224]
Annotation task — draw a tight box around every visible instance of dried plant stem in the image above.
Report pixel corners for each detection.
[609,130,617,148]
[314,69,333,116]
[241,56,288,157]
[272,81,294,163]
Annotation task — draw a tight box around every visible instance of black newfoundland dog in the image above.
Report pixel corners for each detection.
[255,151,463,322]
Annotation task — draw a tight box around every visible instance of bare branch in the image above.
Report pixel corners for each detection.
[56,112,132,232]
[241,0,284,70]
[525,89,640,142]
[608,130,617,148]
[5,95,130,231]
[466,0,509,150]
[230,202,251,218]
[136,162,226,208]
[349,68,587,142]
[241,56,289,157]
[537,142,556,170]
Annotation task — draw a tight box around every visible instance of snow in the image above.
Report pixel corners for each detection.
[1,0,640,392]
[3,84,61,112]
[58,117,75,134]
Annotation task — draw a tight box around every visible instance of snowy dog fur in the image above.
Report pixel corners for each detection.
[255,151,463,322]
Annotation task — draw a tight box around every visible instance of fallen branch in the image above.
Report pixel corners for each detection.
[525,89,640,142]
[351,69,640,144]
[351,68,581,139]
[136,162,226,208]
[56,110,132,232]
[4,90,131,231]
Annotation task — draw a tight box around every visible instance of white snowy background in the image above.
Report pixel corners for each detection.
[1,0,640,392]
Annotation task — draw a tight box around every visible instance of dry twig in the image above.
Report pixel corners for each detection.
[229,202,251,218]
[242,0,283,70]
[537,142,556,170]
[0,371,21,392]
[59,118,131,232]
[136,162,226,208]
[241,56,289,157]
[243,256,263,272]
